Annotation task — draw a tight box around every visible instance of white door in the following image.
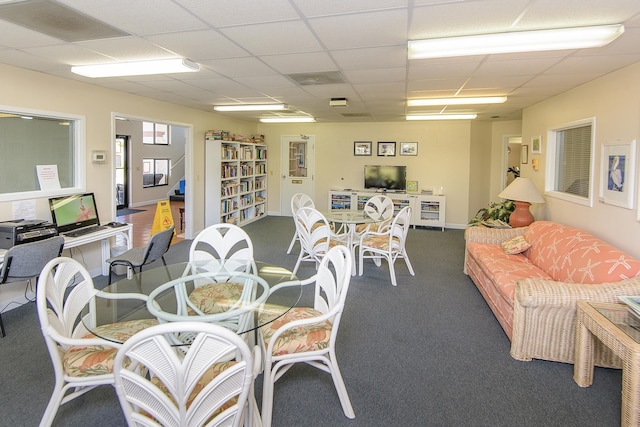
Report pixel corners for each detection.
[281,135,315,216]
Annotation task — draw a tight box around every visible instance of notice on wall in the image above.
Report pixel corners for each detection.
[36,165,61,190]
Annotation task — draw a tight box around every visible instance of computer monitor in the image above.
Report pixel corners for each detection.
[48,193,101,233]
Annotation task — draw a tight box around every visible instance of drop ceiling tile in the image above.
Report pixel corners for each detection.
[0,19,61,49]
[77,37,173,61]
[331,46,407,70]
[57,0,207,35]
[309,9,407,50]
[220,21,323,56]
[343,67,406,84]
[21,43,112,65]
[260,52,336,74]
[200,57,278,77]
[178,0,300,27]
[145,30,250,61]
[292,0,406,17]
[234,75,298,89]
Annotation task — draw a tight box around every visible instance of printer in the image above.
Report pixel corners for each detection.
[0,220,59,249]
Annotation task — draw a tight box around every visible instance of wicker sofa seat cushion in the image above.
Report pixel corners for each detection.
[524,221,640,283]
[467,242,551,302]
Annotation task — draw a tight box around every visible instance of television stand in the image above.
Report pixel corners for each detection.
[328,190,445,231]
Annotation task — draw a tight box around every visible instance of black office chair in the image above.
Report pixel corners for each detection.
[106,225,175,285]
[0,235,65,337]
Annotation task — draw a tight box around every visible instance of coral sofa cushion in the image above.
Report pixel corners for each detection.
[524,221,640,283]
[467,242,551,302]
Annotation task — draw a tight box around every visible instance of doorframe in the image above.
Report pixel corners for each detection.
[280,135,315,216]
[115,134,129,209]
[502,134,522,190]
[111,112,195,239]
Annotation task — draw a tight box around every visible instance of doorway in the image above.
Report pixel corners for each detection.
[503,135,522,188]
[280,135,315,216]
[115,135,129,209]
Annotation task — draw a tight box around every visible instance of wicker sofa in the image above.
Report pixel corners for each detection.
[464,220,640,367]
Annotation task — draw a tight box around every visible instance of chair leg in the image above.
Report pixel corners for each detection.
[404,251,415,276]
[286,231,298,254]
[328,350,355,419]
[261,365,276,427]
[107,264,114,286]
[0,312,5,337]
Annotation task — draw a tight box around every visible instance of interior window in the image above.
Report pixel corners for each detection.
[0,106,85,202]
[142,122,170,145]
[143,158,169,187]
[545,118,595,206]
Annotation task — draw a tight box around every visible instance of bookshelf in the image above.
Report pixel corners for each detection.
[205,131,267,227]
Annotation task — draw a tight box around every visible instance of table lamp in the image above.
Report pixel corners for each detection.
[498,177,545,227]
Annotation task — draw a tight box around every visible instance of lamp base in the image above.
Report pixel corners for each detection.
[508,201,535,227]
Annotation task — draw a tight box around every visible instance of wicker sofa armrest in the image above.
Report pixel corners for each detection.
[463,225,527,274]
[510,276,640,366]
[515,276,640,307]
[464,225,526,245]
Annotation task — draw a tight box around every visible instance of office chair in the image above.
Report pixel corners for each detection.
[106,225,174,285]
[0,235,64,337]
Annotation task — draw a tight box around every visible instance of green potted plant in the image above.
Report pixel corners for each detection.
[468,200,515,226]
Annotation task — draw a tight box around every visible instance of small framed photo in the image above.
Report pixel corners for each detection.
[521,145,529,164]
[354,141,372,156]
[599,140,636,210]
[377,141,396,156]
[531,136,542,154]
[399,142,418,156]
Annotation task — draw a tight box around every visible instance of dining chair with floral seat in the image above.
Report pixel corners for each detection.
[185,223,258,337]
[113,321,261,427]
[258,244,355,427]
[291,206,347,276]
[358,205,415,286]
[286,193,315,254]
[356,194,394,234]
[36,257,157,427]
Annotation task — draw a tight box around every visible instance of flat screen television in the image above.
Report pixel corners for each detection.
[364,165,407,191]
[48,192,101,233]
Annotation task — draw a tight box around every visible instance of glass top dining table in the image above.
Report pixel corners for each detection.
[84,260,301,343]
[323,210,379,275]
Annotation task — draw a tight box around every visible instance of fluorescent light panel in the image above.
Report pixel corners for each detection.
[406,114,477,121]
[214,104,287,112]
[408,24,624,59]
[71,58,199,78]
[260,117,316,123]
[408,96,507,106]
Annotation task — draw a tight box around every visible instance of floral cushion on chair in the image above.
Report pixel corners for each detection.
[361,235,400,250]
[63,319,159,377]
[188,282,244,314]
[259,307,333,356]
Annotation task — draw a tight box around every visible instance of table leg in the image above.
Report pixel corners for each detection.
[621,359,640,427]
[573,308,595,387]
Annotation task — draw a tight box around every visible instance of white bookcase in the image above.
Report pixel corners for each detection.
[328,190,446,230]
[205,134,267,227]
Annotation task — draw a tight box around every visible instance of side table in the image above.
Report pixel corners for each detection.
[574,301,639,426]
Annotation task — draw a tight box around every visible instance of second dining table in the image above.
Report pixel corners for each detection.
[323,209,380,275]
[84,260,301,344]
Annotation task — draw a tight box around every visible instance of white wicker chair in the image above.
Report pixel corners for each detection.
[358,205,415,286]
[291,206,345,275]
[259,245,355,427]
[36,257,154,426]
[113,321,261,427]
[287,193,315,254]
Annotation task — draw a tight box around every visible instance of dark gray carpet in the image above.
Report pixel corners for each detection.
[0,217,621,426]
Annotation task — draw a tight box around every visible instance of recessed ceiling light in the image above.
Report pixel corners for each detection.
[214,104,287,112]
[71,58,199,78]
[260,117,316,123]
[406,114,477,121]
[408,24,624,59]
[408,97,507,106]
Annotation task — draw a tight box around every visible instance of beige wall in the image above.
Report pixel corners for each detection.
[257,121,474,227]
[522,61,640,258]
[0,63,256,274]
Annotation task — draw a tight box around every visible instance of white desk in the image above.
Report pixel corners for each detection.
[0,224,132,276]
[62,224,133,275]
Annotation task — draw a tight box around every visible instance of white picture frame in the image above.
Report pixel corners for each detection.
[600,140,636,209]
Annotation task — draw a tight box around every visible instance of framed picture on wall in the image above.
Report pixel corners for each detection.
[521,145,529,164]
[399,142,418,156]
[377,141,396,156]
[531,136,542,154]
[354,141,372,156]
[600,140,636,209]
